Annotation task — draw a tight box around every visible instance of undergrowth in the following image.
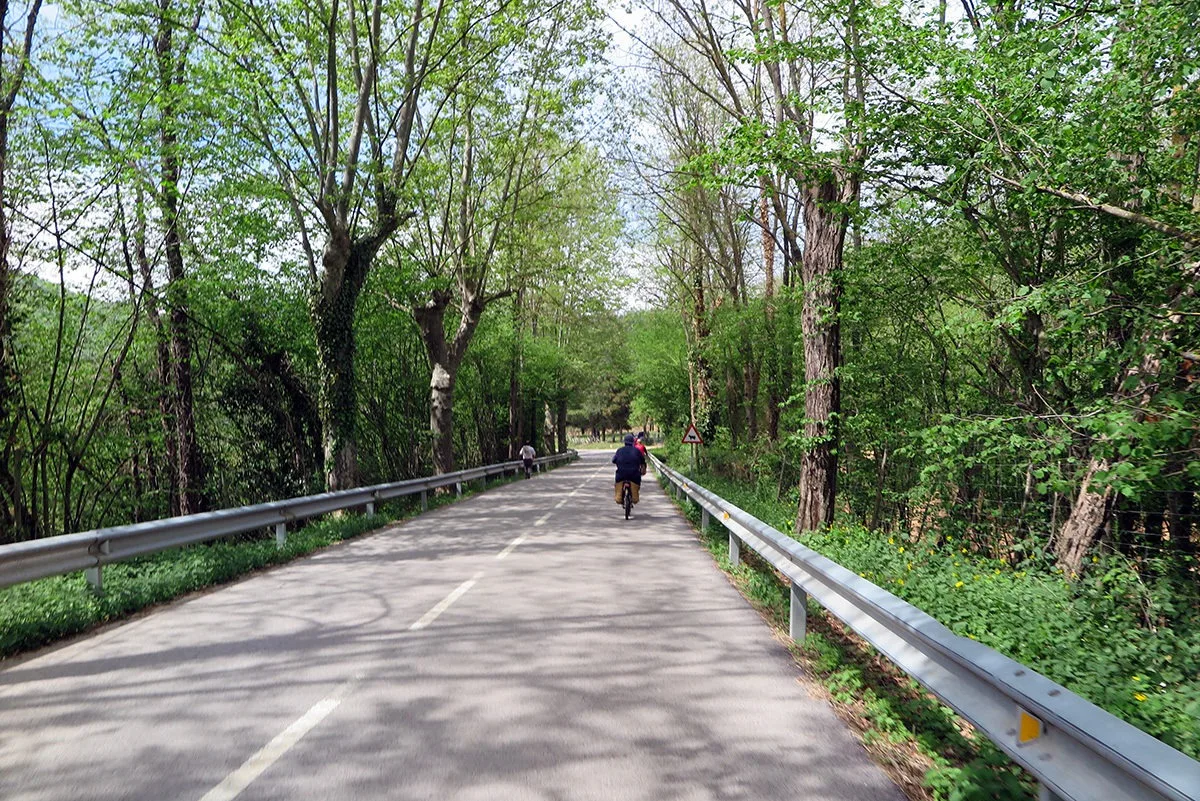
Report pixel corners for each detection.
[659,469,1034,800]
[656,445,1200,762]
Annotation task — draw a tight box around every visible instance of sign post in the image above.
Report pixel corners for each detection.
[681,423,704,473]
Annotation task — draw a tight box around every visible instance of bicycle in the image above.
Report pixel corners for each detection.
[621,480,633,519]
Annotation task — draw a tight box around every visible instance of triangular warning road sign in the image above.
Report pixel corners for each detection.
[681,423,704,445]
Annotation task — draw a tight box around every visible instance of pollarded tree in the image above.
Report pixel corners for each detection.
[217,0,470,489]
[382,0,607,473]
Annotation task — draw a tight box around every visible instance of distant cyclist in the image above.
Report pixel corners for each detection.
[612,434,647,506]
[633,434,648,459]
[519,442,536,478]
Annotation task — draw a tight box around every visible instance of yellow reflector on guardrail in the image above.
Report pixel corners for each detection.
[1018,708,1043,744]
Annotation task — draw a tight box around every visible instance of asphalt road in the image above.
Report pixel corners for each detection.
[0,450,905,801]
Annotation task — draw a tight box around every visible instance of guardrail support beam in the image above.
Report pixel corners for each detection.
[701,508,710,532]
[789,583,807,642]
[366,502,375,516]
[729,533,740,567]
[85,566,102,594]
[275,523,287,548]
[420,490,428,512]
[456,482,462,497]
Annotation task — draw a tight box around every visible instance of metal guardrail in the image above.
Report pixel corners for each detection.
[649,452,1200,801]
[0,451,578,592]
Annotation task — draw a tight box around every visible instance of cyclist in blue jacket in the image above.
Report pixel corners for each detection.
[613,434,647,505]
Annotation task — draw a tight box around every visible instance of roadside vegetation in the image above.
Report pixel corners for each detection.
[0,469,545,660]
[657,445,1200,765]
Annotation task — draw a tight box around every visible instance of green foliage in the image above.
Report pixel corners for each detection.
[0,461,555,659]
[664,454,1200,760]
[0,514,386,659]
[656,468,1035,799]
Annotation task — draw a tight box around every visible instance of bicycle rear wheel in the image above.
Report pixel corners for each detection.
[623,483,632,519]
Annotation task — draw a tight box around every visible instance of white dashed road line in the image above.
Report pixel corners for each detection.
[497,534,527,560]
[197,466,610,801]
[198,677,359,801]
[409,572,484,631]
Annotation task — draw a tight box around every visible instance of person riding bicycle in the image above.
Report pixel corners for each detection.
[613,434,647,505]
[633,434,648,459]
[519,443,536,478]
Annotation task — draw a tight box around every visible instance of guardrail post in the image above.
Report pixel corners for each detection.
[275,523,287,548]
[729,533,740,567]
[789,583,807,642]
[456,481,462,497]
[420,490,428,512]
[701,508,710,532]
[85,539,111,593]
[365,502,375,516]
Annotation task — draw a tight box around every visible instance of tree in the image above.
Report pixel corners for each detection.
[0,0,43,535]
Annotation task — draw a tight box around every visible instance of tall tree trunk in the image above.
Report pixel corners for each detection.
[796,176,851,533]
[556,398,567,454]
[414,290,488,474]
[690,261,716,439]
[429,360,457,474]
[543,401,555,452]
[313,236,371,490]
[0,0,43,539]
[132,191,181,514]
[155,1,205,514]
[508,289,523,458]
[1055,459,1112,574]
[0,111,26,539]
[759,182,782,442]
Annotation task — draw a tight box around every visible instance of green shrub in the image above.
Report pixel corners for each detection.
[660,455,1200,759]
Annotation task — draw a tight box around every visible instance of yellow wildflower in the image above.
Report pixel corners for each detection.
[1134,693,1147,702]
[899,546,905,553]
[955,581,964,588]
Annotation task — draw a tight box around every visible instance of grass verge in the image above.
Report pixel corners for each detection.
[0,465,556,662]
[655,470,1035,801]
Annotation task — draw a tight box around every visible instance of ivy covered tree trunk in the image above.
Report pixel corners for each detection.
[795,176,851,533]
[313,236,371,491]
[507,289,524,458]
[690,261,716,440]
[556,398,568,453]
